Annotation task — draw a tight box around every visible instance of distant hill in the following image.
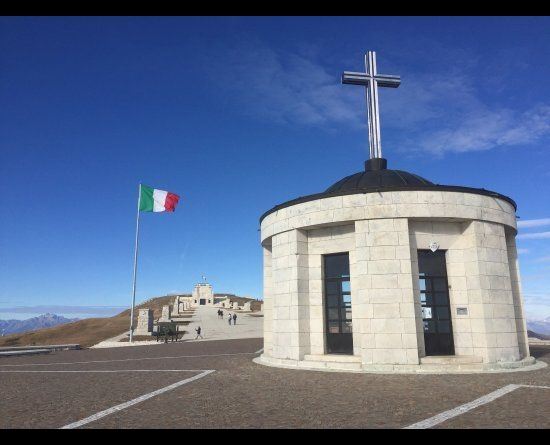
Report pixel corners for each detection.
[0,296,174,349]
[0,313,78,336]
[527,317,550,336]
[528,330,550,340]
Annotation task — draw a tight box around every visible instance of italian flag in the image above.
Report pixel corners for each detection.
[139,184,180,212]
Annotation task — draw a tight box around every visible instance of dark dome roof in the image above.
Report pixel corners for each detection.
[326,159,433,193]
[259,158,516,223]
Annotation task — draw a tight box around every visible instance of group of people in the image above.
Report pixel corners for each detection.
[194,308,240,340]
[217,309,237,325]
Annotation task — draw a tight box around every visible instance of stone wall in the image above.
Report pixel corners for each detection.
[505,230,530,359]
[307,224,355,356]
[134,309,153,335]
[409,220,522,363]
[192,284,214,305]
[354,218,418,365]
[261,191,516,244]
[260,190,526,368]
[270,229,310,360]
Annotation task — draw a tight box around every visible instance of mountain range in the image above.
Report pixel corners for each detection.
[527,317,550,337]
[0,313,79,336]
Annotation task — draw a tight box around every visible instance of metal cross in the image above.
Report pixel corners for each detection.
[342,51,400,159]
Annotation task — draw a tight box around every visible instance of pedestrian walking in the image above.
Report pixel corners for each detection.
[228,313,232,325]
[195,326,203,339]
[233,313,237,325]
[220,309,224,319]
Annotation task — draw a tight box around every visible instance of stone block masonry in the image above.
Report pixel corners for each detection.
[134,309,153,335]
[258,189,533,373]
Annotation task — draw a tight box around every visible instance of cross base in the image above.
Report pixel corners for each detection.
[365,158,387,171]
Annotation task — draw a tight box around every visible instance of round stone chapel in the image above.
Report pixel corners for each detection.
[254,48,544,373]
[255,157,536,373]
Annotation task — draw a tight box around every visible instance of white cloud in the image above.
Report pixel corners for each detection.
[517,231,550,240]
[517,218,550,229]
[517,248,530,254]
[210,41,550,156]
[214,44,362,129]
[416,105,550,155]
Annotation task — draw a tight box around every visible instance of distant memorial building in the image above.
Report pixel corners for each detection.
[255,51,536,373]
[172,279,221,310]
[192,282,215,306]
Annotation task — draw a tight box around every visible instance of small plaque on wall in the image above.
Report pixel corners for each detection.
[456,307,468,316]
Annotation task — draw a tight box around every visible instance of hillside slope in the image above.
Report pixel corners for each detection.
[527,318,550,336]
[528,330,550,340]
[0,296,174,348]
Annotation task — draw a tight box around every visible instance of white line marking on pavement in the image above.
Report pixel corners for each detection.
[0,369,206,373]
[521,384,550,389]
[0,351,257,368]
[60,369,215,429]
[404,384,550,429]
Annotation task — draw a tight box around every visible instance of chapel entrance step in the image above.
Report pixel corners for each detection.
[303,354,362,363]
[420,355,483,365]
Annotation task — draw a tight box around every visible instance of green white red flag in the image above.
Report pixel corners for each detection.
[139,184,180,212]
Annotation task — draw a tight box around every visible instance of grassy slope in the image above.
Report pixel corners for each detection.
[0,296,175,348]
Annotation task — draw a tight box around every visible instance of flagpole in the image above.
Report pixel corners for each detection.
[129,183,142,343]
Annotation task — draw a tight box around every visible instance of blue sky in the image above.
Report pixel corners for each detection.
[0,16,549,320]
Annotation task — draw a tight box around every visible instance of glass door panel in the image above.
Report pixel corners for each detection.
[418,250,455,356]
[324,253,353,354]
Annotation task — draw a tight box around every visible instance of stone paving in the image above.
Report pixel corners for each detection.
[181,305,263,342]
[91,306,263,348]
[90,331,150,348]
[0,339,548,428]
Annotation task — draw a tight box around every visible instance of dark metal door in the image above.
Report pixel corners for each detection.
[418,250,455,356]
[324,253,353,354]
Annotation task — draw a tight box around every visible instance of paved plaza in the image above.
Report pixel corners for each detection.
[183,306,263,342]
[0,337,549,428]
[92,306,264,348]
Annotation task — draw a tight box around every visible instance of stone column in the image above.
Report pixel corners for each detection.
[306,252,324,356]
[354,218,419,366]
[505,231,530,359]
[135,309,153,335]
[271,228,310,361]
[173,296,182,316]
[462,220,520,363]
[159,305,171,322]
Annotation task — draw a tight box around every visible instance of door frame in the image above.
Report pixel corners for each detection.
[323,252,353,355]
[417,249,455,356]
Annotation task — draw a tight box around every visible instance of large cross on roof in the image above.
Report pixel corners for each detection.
[342,51,401,160]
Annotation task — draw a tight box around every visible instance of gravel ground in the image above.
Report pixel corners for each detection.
[0,338,548,429]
